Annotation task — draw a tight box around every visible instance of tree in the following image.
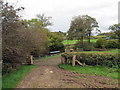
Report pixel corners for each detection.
[2,2,25,52]
[85,15,99,44]
[2,2,51,73]
[67,15,99,47]
[67,15,86,46]
[109,24,120,39]
[109,24,120,49]
[2,2,28,73]
[22,19,43,28]
[47,32,65,52]
[36,14,52,27]
[52,31,66,40]
[21,19,50,57]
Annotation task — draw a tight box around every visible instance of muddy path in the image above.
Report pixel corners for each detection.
[16,56,119,88]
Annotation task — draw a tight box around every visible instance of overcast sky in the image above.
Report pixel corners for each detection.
[6,0,119,33]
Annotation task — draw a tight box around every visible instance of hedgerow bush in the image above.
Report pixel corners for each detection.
[95,38,119,49]
[2,48,27,74]
[105,40,118,48]
[61,52,119,68]
[95,38,107,48]
[73,41,95,51]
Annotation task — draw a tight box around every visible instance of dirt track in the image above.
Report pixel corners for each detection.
[16,56,119,88]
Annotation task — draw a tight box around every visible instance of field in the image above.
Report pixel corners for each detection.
[63,39,97,45]
[59,64,119,79]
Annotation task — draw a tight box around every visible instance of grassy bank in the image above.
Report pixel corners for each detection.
[2,65,36,88]
[59,64,119,79]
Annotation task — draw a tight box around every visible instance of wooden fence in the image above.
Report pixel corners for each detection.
[61,55,84,66]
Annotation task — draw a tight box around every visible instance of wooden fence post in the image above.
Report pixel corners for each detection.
[30,55,33,64]
[61,56,64,64]
[72,55,76,66]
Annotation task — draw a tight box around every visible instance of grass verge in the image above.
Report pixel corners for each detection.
[59,64,119,79]
[2,65,36,88]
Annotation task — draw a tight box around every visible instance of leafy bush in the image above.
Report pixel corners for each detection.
[95,38,107,48]
[105,40,118,48]
[2,2,50,74]
[48,32,65,52]
[2,48,27,74]
[73,41,95,51]
[61,52,119,68]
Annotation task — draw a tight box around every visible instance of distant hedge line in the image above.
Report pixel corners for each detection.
[61,52,119,68]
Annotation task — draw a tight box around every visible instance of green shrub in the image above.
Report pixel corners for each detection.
[95,38,107,48]
[73,41,95,51]
[61,52,119,68]
[105,40,118,48]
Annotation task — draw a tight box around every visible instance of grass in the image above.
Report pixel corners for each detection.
[80,49,119,53]
[2,65,36,88]
[63,39,97,45]
[62,40,79,45]
[59,64,119,79]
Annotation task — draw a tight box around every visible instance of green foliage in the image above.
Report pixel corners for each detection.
[36,14,52,27]
[59,64,119,79]
[61,52,119,68]
[95,38,107,48]
[2,2,30,74]
[67,14,99,46]
[95,38,119,49]
[2,2,51,74]
[22,19,44,28]
[105,40,119,48]
[22,14,52,28]
[73,41,95,51]
[48,32,65,52]
[2,65,36,88]
[109,24,120,38]
[53,31,66,40]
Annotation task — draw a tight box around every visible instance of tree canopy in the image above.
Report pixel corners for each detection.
[67,15,99,47]
[109,24,120,39]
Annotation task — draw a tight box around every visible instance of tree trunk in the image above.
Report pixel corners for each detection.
[81,35,84,48]
[88,33,91,44]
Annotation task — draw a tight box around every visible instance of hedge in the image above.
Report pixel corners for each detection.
[105,40,119,48]
[61,52,119,68]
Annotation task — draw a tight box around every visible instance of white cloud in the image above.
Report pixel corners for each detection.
[6,0,119,33]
